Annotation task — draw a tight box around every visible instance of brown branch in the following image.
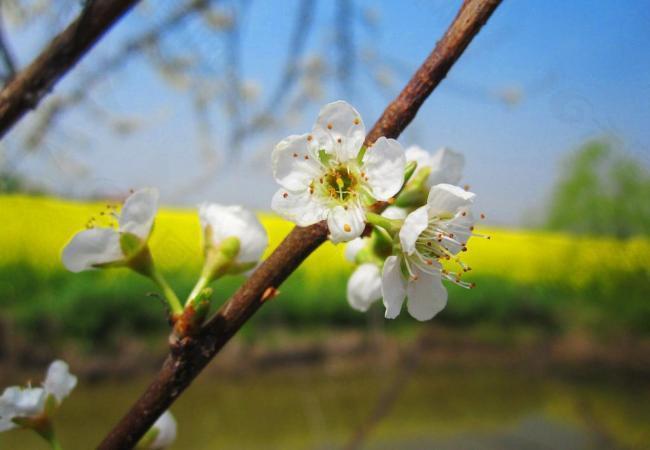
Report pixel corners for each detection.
[97,1,502,448]
[0,0,140,139]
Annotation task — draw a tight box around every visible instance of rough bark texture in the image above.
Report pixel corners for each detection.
[0,0,139,139]
[97,1,502,448]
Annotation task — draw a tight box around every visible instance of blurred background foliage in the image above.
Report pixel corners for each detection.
[546,139,650,238]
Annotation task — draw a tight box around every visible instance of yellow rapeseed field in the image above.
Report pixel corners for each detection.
[1,195,649,288]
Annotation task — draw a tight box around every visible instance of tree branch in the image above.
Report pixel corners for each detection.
[97,1,502,448]
[0,8,17,84]
[0,0,140,139]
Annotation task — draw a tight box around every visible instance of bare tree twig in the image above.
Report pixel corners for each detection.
[97,1,502,448]
[231,0,317,148]
[0,8,17,84]
[24,0,216,149]
[0,0,140,139]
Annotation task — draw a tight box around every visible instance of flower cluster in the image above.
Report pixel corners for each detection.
[272,101,486,321]
[51,99,486,448]
[62,189,268,323]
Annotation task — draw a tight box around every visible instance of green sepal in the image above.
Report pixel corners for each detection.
[11,416,34,428]
[366,212,403,238]
[135,427,159,449]
[202,236,241,281]
[44,393,59,417]
[356,145,368,164]
[119,232,144,258]
[403,160,418,184]
[394,188,427,208]
[318,149,333,166]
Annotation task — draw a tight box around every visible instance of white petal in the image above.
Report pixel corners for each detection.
[406,265,447,321]
[271,133,322,191]
[0,386,46,419]
[381,206,407,220]
[347,263,382,312]
[119,188,159,239]
[62,228,123,273]
[43,360,77,403]
[426,183,475,216]
[344,238,366,263]
[0,418,16,432]
[428,147,465,185]
[312,101,365,161]
[405,145,433,176]
[440,207,475,255]
[327,204,365,243]
[381,255,407,319]
[271,189,327,227]
[399,206,428,255]
[199,204,269,264]
[150,411,177,449]
[363,137,406,201]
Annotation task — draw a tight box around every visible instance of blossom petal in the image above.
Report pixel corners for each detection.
[428,147,465,185]
[405,145,432,175]
[381,255,407,319]
[271,189,327,227]
[150,411,177,449]
[381,206,407,220]
[119,188,159,239]
[271,133,322,191]
[440,207,475,255]
[347,263,382,312]
[62,228,123,273]
[43,360,77,404]
[426,183,475,217]
[312,101,365,161]
[0,418,16,432]
[399,206,428,255]
[363,137,406,201]
[0,386,46,421]
[406,266,447,321]
[327,204,365,243]
[199,204,269,264]
[344,238,366,263]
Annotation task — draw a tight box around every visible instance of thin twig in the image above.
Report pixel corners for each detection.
[231,0,317,148]
[0,8,17,84]
[23,0,216,150]
[0,0,140,139]
[97,1,502,448]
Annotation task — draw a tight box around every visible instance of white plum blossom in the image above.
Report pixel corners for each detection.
[0,360,77,432]
[344,237,366,263]
[272,101,406,243]
[382,184,477,321]
[405,145,464,186]
[343,203,411,313]
[199,204,268,265]
[149,411,177,449]
[347,263,382,312]
[62,188,159,272]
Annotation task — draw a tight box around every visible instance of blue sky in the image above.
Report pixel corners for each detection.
[5,0,650,226]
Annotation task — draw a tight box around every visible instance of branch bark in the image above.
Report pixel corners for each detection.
[0,0,140,139]
[97,1,502,448]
